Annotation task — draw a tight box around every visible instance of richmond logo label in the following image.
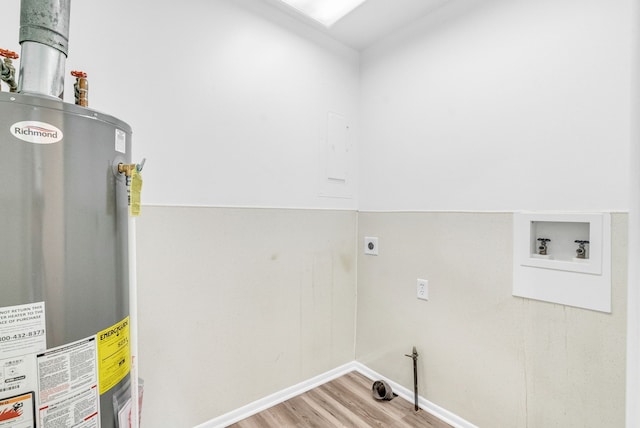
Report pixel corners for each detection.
[10,121,63,144]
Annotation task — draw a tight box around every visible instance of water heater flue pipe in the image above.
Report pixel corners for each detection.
[18,0,71,98]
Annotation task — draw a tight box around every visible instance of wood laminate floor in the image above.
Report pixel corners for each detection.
[229,371,453,427]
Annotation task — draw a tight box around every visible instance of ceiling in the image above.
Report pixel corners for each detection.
[262,0,451,50]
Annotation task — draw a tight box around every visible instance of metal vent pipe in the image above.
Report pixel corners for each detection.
[18,0,71,98]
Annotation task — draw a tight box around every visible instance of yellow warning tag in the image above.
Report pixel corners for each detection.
[97,316,130,394]
[130,168,142,217]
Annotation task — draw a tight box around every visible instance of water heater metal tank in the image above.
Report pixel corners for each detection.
[0,90,133,427]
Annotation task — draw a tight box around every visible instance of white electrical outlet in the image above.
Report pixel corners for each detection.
[417,278,428,300]
[364,237,379,255]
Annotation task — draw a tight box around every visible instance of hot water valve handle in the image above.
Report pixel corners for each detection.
[537,238,551,256]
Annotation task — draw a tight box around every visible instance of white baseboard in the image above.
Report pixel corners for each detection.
[193,361,476,428]
[193,362,358,428]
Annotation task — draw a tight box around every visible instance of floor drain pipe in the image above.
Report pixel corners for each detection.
[405,346,419,411]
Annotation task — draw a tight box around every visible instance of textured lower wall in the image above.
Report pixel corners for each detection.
[136,206,357,428]
[136,209,626,427]
[356,212,627,428]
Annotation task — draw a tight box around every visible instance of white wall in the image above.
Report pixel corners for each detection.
[628,0,640,424]
[1,0,360,209]
[137,206,357,428]
[359,0,631,212]
[357,212,627,427]
[355,0,632,426]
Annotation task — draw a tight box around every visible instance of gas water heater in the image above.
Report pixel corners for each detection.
[0,1,138,427]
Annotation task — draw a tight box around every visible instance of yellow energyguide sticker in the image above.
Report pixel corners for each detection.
[97,316,130,394]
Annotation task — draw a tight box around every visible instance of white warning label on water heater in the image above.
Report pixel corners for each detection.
[37,337,100,428]
[115,129,126,154]
[10,121,63,144]
[0,302,46,360]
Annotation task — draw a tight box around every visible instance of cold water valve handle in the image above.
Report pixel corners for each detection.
[574,240,589,259]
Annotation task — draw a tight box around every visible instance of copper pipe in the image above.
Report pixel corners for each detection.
[71,70,88,106]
